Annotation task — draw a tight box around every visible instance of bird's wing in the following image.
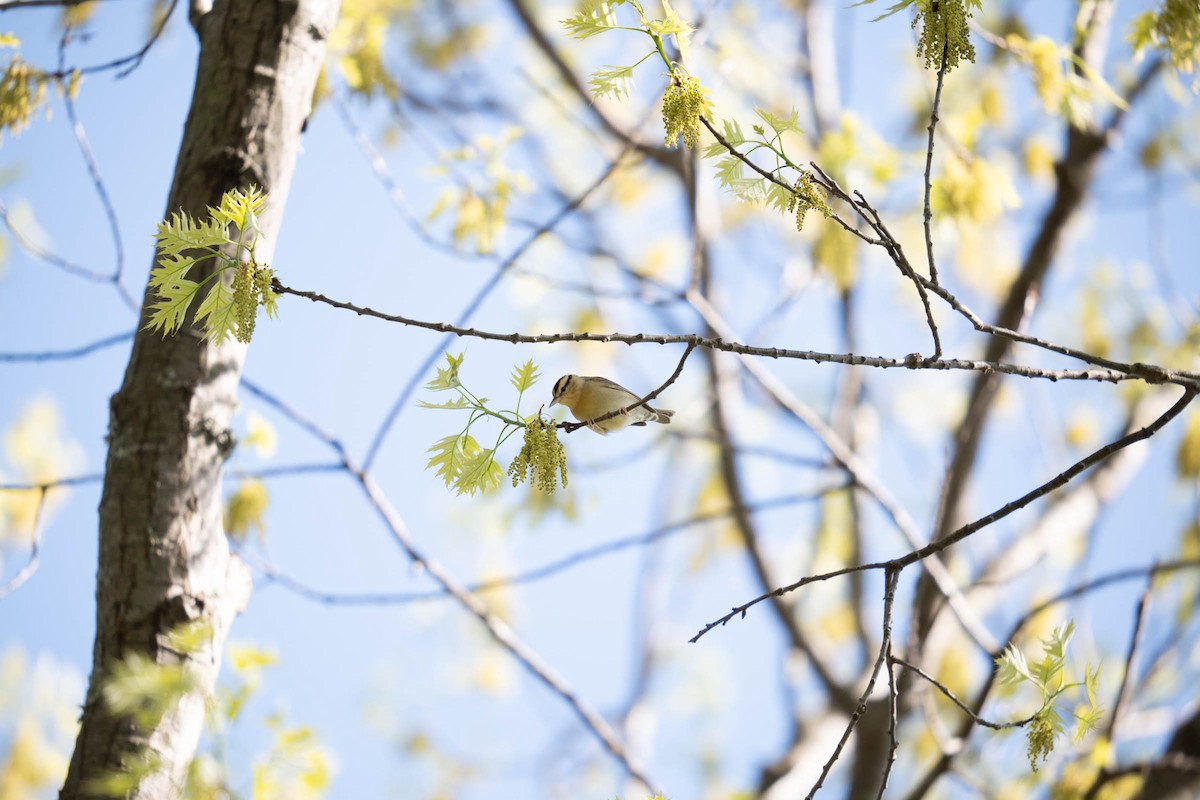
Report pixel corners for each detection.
[584,376,641,401]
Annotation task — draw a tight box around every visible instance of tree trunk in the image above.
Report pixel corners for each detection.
[60,1,338,797]
[1135,710,1200,800]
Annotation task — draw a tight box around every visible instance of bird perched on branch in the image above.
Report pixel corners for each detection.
[550,374,674,435]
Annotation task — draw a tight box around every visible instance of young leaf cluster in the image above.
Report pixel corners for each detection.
[426,128,531,254]
[148,186,277,344]
[560,1,704,145]
[0,36,80,142]
[1129,0,1200,88]
[564,2,827,236]
[994,621,1104,772]
[422,353,566,495]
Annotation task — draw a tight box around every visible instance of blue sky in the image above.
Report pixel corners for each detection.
[2,2,1199,798]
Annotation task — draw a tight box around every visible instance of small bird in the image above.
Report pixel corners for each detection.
[550,375,674,434]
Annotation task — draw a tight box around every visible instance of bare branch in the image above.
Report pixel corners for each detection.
[360,143,635,471]
[686,291,999,652]
[237,380,660,792]
[560,340,697,433]
[902,558,1200,800]
[922,38,951,287]
[803,567,900,799]
[1106,572,1155,743]
[45,0,179,78]
[691,387,1198,641]
[892,657,1034,731]
[58,35,136,309]
[0,330,133,362]
[271,281,1195,388]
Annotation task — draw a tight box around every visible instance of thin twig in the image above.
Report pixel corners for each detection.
[0,330,134,362]
[922,38,950,287]
[901,558,1200,800]
[690,387,1198,641]
[59,33,136,309]
[331,91,484,259]
[360,145,634,471]
[40,0,179,78]
[1105,570,1154,744]
[0,0,108,8]
[876,620,900,800]
[0,199,112,283]
[0,474,104,491]
[242,489,833,606]
[271,282,1195,388]
[560,341,696,433]
[686,291,999,652]
[804,567,900,800]
[892,657,1034,731]
[0,486,47,599]
[238,380,660,792]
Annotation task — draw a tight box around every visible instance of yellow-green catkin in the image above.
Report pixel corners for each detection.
[786,172,831,232]
[0,58,45,138]
[1156,0,1200,76]
[916,0,977,72]
[508,417,568,492]
[662,74,707,149]
[1026,712,1055,772]
[232,264,258,343]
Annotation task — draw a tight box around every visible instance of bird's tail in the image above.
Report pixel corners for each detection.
[654,408,674,424]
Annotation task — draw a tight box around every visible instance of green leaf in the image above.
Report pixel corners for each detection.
[193,272,239,343]
[649,0,693,61]
[589,63,637,100]
[1032,621,1073,688]
[418,396,473,410]
[83,749,163,797]
[209,185,267,233]
[765,179,796,213]
[144,273,201,336]
[1084,663,1101,707]
[510,359,540,393]
[849,0,916,22]
[1073,703,1104,742]
[754,106,802,136]
[101,651,198,730]
[995,643,1033,687]
[150,252,200,286]
[1127,10,1158,53]
[154,212,228,257]
[712,154,769,203]
[561,1,621,39]
[425,352,464,391]
[455,448,503,496]
[164,620,213,655]
[703,118,749,158]
[425,433,479,487]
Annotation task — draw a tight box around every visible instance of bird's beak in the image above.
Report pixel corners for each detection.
[548,397,559,407]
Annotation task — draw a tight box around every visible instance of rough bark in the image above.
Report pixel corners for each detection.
[1135,710,1200,800]
[60,1,338,797]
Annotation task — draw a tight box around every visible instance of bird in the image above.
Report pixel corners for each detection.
[549,374,674,434]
